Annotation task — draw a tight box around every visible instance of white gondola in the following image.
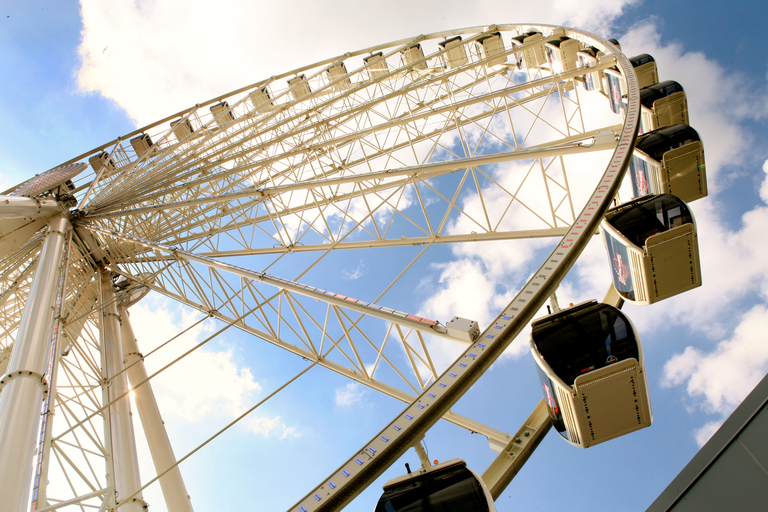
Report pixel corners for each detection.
[544,36,581,74]
[639,80,689,134]
[603,52,663,116]
[402,43,428,71]
[603,67,625,115]
[439,35,468,69]
[88,151,116,175]
[129,133,153,156]
[249,86,274,113]
[577,46,602,92]
[364,52,389,79]
[510,30,545,69]
[375,459,495,512]
[629,124,707,203]
[530,301,651,448]
[287,74,311,99]
[327,62,353,91]
[601,194,702,305]
[476,31,506,67]
[629,53,658,89]
[210,101,235,129]
[170,117,194,142]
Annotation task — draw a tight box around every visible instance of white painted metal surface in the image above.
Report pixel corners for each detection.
[0,216,71,512]
[101,270,145,511]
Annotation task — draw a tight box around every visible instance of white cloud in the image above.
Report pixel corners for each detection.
[245,415,301,439]
[126,297,261,422]
[342,260,366,280]
[662,304,768,445]
[334,382,368,408]
[694,420,723,448]
[76,0,638,127]
[662,304,768,415]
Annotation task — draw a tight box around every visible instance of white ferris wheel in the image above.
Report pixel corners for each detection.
[0,22,704,512]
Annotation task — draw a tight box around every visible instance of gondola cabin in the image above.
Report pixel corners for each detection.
[577,47,602,92]
[129,133,153,156]
[364,52,389,79]
[327,62,353,91]
[630,54,659,89]
[249,86,274,113]
[210,101,235,129]
[439,36,468,70]
[476,32,506,67]
[639,81,689,134]
[375,459,495,512]
[544,37,582,74]
[604,59,669,118]
[601,194,702,305]
[510,30,545,69]
[530,301,651,448]
[629,124,707,203]
[88,151,116,175]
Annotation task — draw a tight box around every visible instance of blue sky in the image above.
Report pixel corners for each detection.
[2,1,768,511]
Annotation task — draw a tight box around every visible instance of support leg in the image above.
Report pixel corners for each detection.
[101,270,145,511]
[119,303,194,512]
[0,216,70,512]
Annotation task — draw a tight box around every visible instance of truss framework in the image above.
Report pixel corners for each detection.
[0,24,633,511]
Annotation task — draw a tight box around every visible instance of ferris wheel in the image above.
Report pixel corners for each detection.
[0,23,684,511]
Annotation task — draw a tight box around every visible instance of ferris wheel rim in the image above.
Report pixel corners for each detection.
[0,23,641,512]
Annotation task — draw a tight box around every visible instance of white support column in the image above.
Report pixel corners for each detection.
[118,303,194,512]
[0,216,70,512]
[101,271,146,512]
[0,195,60,219]
[32,229,73,510]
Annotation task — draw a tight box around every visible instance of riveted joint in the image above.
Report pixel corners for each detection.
[0,370,49,395]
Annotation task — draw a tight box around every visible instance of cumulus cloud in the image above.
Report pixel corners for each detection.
[76,0,638,126]
[662,304,768,445]
[246,415,301,439]
[694,421,723,448]
[342,260,365,280]
[127,297,262,422]
[334,382,368,408]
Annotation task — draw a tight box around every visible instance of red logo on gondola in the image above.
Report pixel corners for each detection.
[635,170,649,195]
[542,383,558,414]
[612,83,621,110]
[612,252,629,285]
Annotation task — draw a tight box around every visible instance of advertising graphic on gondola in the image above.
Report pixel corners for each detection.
[612,252,629,285]
[629,156,651,197]
[604,232,635,300]
[606,72,622,114]
[578,52,597,91]
[535,367,568,439]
